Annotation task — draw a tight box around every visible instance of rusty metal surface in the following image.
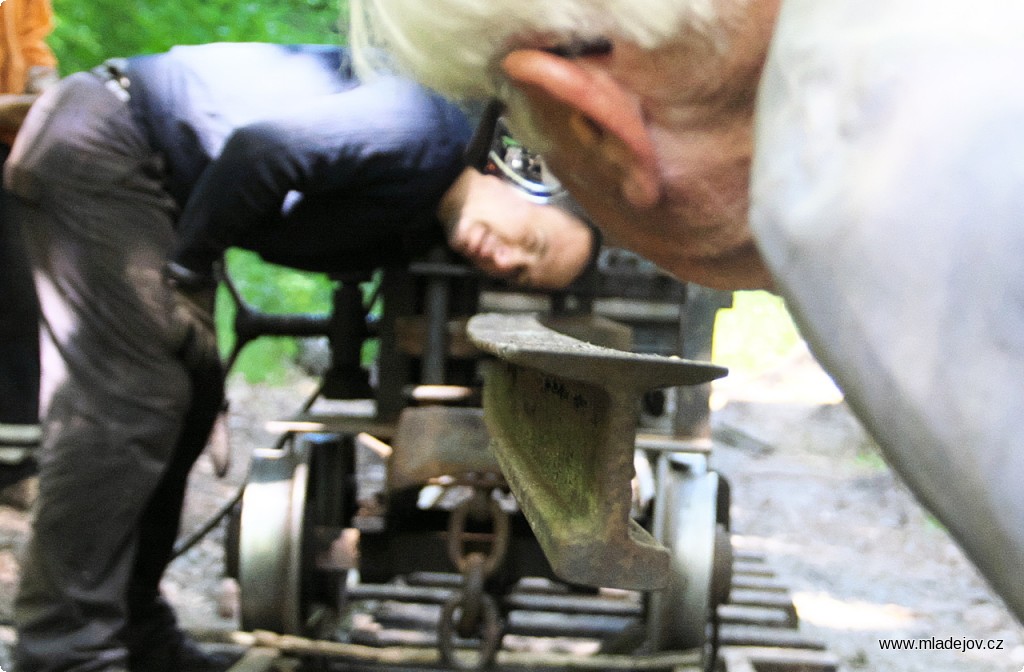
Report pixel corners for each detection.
[467,313,726,591]
[541,314,633,350]
[394,315,479,359]
[468,313,726,390]
[387,406,501,492]
[264,414,395,441]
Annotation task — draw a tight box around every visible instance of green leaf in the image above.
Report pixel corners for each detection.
[50,0,348,74]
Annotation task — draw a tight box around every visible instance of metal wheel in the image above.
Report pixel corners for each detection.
[645,452,729,656]
[237,440,316,634]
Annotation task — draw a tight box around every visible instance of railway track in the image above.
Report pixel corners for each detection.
[204,544,838,672]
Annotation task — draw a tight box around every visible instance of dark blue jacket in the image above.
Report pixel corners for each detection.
[126,43,472,274]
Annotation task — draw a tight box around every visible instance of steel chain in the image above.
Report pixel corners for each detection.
[438,487,510,670]
[456,552,487,638]
[446,490,510,576]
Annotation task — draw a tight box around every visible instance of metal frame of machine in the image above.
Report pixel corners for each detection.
[214,245,759,671]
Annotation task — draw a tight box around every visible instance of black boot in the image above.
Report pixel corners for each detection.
[123,597,241,672]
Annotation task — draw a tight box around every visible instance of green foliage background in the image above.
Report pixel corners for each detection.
[713,291,801,375]
[46,0,350,381]
[50,0,349,74]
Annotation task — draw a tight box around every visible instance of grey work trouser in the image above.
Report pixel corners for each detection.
[5,71,223,671]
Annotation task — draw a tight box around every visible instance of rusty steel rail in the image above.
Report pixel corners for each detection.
[466,313,726,591]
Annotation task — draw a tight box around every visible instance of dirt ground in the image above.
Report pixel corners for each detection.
[0,343,1021,671]
[710,343,1024,672]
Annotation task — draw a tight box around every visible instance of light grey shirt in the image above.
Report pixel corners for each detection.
[750,0,1024,621]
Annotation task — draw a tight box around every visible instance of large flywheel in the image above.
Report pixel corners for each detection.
[645,452,732,663]
[237,442,314,634]
[236,432,353,636]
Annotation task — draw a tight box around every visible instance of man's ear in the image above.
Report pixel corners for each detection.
[501,48,661,208]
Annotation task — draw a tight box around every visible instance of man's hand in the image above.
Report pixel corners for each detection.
[164,263,220,373]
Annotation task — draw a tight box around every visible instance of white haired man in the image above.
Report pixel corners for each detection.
[351,0,1024,624]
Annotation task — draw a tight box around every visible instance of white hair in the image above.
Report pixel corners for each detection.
[350,0,724,101]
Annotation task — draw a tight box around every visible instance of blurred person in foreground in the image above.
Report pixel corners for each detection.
[6,40,594,672]
[351,0,1024,625]
[0,0,58,492]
